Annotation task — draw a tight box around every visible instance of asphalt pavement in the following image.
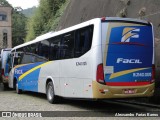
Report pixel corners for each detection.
[0,83,159,120]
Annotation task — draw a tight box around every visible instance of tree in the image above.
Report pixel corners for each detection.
[26,0,66,41]
[12,8,27,47]
[0,0,11,6]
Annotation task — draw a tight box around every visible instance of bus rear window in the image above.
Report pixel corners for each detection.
[75,25,94,57]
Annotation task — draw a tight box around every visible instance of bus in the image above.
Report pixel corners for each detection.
[8,17,155,103]
[0,48,12,88]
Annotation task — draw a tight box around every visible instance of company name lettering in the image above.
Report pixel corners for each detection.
[117,58,142,64]
[15,69,23,75]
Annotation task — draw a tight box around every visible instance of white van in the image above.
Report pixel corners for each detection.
[0,48,12,88]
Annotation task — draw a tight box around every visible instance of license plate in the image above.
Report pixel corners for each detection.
[123,89,135,94]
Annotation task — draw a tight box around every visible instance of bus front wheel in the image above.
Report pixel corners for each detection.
[16,82,22,94]
[46,81,58,104]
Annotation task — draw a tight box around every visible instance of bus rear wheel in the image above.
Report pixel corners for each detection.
[46,81,58,104]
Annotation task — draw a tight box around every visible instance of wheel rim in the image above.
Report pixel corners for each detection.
[48,85,53,100]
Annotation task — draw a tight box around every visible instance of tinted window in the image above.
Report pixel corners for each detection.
[20,53,47,64]
[31,43,38,54]
[20,53,31,64]
[23,45,31,53]
[16,42,48,64]
[49,36,61,60]
[61,32,74,59]
[75,25,93,57]
[16,48,22,52]
[14,25,94,62]
[14,52,23,66]
[38,40,50,60]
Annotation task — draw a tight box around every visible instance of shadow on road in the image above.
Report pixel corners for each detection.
[15,91,150,112]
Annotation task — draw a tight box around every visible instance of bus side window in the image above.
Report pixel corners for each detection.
[5,54,11,74]
[14,58,19,66]
[31,43,38,55]
[75,25,93,57]
[61,32,75,59]
[49,36,61,60]
[38,40,50,60]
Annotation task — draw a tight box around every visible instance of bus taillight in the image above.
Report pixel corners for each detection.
[151,65,155,83]
[101,17,106,21]
[96,64,105,84]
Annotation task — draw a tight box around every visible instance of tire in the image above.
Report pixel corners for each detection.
[46,81,58,104]
[16,82,22,94]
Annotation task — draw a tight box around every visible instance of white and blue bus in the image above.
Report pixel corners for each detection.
[8,17,155,103]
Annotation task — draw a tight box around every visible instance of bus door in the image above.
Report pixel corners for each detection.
[9,52,23,89]
[8,53,15,88]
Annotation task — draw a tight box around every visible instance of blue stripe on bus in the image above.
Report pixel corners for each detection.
[18,68,41,92]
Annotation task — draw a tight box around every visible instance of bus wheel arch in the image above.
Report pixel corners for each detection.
[14,78,22,94]
[46,79,58,104]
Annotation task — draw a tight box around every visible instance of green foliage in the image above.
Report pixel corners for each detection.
[26,0,68,42]
[22,7,37,18]
[51,0,70,30]
[0,0,11,6]
[12,9,27,47]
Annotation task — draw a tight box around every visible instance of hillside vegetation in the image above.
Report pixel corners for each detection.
[25,0,69,41]
[22,7,37,18]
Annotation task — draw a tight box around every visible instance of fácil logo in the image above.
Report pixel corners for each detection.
[121,27,140,42]
[117,58,142,64]
[112,27,145,46]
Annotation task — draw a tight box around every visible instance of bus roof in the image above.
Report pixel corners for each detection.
[102,17,150,24]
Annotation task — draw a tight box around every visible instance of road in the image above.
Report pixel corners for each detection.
[0,83,160,120]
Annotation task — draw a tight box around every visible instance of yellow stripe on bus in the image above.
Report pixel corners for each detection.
[109,68,150,80]
[14,64,29,69]
[18,61,51,81]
